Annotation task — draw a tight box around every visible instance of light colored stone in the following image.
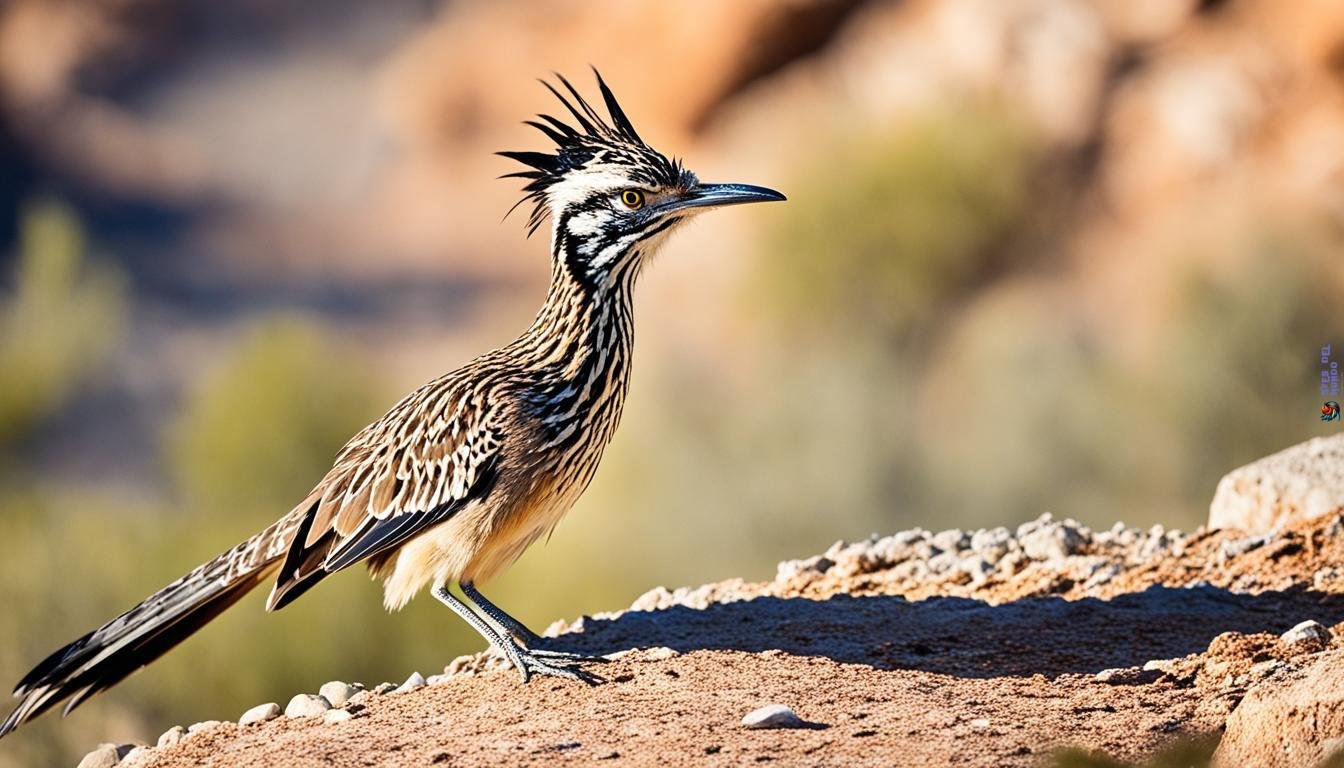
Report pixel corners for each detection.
[118,746,152,768]
[1213,651,1344,767]
[970,717,991,730]
[187,720,223,735]
[1209,435,1344,533]
[642,646,678,661]
[76,744,119,768]
[157,726,187,748]
[1280,620,1331,647]
[319,681,357,708]
[741,704,806,729]
[323,709,354,724]
[372,682,397,695]
[1020,521,1084,561]
[239,702,282,726]
[285,694,331,718]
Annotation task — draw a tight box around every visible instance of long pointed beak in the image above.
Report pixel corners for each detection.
[669,183,786,212]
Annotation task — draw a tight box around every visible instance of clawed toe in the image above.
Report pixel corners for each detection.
[525,647,609,663]
[515,652,604,685]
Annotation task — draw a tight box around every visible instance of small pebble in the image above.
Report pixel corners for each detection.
[239,702,282,726]
[319,681,357,707]
[187,720,223,735]
[285,694,332,718]
[323,709,354,724]
[157,726,187,748]
[76,744,119,768]
[640,646,678,661]
[1281,620,1331,646]
[970,718,991,730]
[372,682,397,695]
[741,704,805,729]
[394,671,427,693]
[426,674,452,686]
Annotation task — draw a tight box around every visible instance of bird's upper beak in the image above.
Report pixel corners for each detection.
[667,183,786,212]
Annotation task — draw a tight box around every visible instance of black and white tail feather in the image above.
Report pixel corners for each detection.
[0,507,308,738]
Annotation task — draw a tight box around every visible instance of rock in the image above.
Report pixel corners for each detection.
[741,704,806,729]
[1280,620,1331,648]
[76,744,119,768]
[239,702,282,726]
[1209,435,1344,534]
[323,709,354,724]
[118,746,152,768]
[1094,667,1162,685]
[931,528,969,553]
[285,694,332,718]
[394,671,427,693]
[1019,519,1085,561]
[970,718,991,730]
[157,726,187,748]
[641,646,679,661]
[372,682,397,695]
[319,681,357,707]
[1213,651,1344,767]
[187,720,224,735]
[1219,534,1270,564]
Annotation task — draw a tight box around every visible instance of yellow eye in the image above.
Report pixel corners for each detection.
[620,190,645,209]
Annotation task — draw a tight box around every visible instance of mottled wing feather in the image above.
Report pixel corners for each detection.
[270,378,504,607]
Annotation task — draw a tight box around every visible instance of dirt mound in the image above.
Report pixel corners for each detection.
[86,509,1344,768]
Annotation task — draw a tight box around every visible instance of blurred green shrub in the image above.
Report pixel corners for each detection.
[0,200,126,448]
[762,102,1031,340]
[165,317,383,518]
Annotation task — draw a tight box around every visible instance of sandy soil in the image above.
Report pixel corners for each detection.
[123,512,1344,768]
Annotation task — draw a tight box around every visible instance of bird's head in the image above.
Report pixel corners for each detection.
[500,70,784,288]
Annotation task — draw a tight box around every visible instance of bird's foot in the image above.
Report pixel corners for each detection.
[512,648,604,685]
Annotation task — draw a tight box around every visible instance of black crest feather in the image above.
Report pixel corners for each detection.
[499,69,685,237]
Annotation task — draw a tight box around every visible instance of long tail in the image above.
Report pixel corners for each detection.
[0,506,310,739]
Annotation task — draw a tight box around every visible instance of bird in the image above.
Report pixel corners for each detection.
[0,69,784,738]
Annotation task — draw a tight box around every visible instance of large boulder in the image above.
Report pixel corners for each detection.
[1208,435,1344,534]
[1213,649,1344,768]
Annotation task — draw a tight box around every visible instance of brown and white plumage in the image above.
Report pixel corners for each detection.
[1,70,784,739]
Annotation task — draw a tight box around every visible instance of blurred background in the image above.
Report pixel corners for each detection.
[1,0,1343,763]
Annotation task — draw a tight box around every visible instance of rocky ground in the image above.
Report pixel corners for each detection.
[69,437,1344,768]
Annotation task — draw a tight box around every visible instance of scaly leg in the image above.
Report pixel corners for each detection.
[432,585,600,684]
[460,581,608,663]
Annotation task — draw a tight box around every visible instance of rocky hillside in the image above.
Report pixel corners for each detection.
[71,436,1344,768]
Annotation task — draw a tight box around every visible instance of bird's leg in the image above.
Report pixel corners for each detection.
[459,582,607,663]
[459,582,543,645]
[432,585,600,685]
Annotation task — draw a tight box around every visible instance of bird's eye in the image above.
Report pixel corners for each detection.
[620,190,645,210]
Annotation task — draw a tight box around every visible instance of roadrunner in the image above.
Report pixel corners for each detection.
[0,70,783,738]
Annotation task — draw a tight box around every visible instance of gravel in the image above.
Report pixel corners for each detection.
[76,744,120,768]
[1281,620,1331,647]
[394,672,427,694]
[324,709,354,725]
[320,681,358,708]
[741,704,806,729]
[769,513,1189,596]
[157,726,186,748]
[239,702,282,726]
[285,694,332,718]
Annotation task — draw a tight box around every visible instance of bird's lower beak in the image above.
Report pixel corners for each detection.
[669,183,786,212]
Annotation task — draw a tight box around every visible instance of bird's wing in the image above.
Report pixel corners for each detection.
[266,378,505,610]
